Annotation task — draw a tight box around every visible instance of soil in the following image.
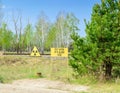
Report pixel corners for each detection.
[0,79,89,93]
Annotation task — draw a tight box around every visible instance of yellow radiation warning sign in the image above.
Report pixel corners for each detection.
[51,48,68,57]
[30,46,40,56]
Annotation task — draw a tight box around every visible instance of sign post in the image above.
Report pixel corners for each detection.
[30,46,40,76]
[50,48,68,80]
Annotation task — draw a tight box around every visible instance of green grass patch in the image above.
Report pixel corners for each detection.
[0,75,4,83]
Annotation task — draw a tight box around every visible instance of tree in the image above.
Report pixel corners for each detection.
[53,12,79,48]
[70,0,120,80]
[0,23,13,51]
[36,12,50,54]
[45,24,57,49]
[55,12,66,47]
[12,11,23,54]
[23,22,33,52]
[64,13,79,47]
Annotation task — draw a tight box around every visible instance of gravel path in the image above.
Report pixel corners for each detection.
[0,79,88,93]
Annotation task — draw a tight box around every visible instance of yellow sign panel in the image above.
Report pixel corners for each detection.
[51,48,68,57]
[30,46,40,56]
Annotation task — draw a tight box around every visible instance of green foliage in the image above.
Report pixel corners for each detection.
[0,10,80,52]
[0,23,14,51]
[45,12,80,49]
[35,12,79,51]
[0,75,4,83]
[23,23,34,51]
[70,0,120,80]
[70,33,99,75]
[45,25,57,49]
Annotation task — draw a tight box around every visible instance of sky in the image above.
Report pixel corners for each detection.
[2,0,101,37]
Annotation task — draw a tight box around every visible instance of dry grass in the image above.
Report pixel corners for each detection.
[0,55,120,93]
[87,83,120,93]
[0,55,72,83]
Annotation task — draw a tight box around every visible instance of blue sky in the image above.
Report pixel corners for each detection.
[2,0,101,37]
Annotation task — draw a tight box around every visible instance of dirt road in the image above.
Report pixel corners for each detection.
[0,79,88,93]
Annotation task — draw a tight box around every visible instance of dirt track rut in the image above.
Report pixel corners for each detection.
[0,79,88,93]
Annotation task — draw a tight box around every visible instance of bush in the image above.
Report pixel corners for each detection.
[113,67,120,78]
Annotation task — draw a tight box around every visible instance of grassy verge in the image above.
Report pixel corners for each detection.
[87,83,120,93]
[0,55,120,93]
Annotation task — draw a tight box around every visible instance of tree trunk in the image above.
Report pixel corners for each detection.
[105,61,112,80]
[41,47,44,55]
[16,43,20,54]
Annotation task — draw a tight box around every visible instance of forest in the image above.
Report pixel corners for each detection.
[1,0,120,82]
[0,9,79,54]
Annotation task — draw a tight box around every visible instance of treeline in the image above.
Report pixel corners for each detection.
[0,12,79,54]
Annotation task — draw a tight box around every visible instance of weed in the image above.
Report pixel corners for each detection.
[0,75,4,83]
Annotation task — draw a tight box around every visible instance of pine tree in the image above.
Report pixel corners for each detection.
[70,0,120,80]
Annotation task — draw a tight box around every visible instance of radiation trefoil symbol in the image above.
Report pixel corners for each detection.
[30,46,40,56]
